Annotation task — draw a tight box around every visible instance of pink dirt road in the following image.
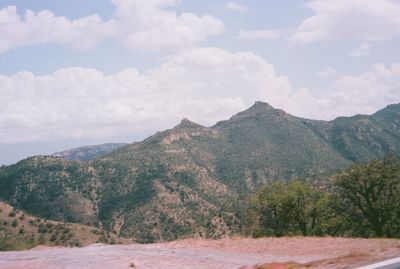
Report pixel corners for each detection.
[0,237,399,269]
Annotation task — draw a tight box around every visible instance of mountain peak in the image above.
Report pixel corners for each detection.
[249,101,275,111]
[228,101,278,121]
[177,118,203,129]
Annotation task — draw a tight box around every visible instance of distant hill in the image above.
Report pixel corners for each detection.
[0,102,399,243]
[51,143,128,160]
[0,200,128,251]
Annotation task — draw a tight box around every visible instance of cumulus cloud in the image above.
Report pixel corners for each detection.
[349,42,371,57]
[225,2,248,12]
[316,67,338,77]
[1,48,399,144]
[111,0,224,50]
[0,48,288,143]
[0,0,224,53]
[0,6,109,52]
[291,0,400,43]
[292,64,400,119]
[238,29,284,40]
[327,63,400,116]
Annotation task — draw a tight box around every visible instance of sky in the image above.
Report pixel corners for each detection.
[1,0,400,165]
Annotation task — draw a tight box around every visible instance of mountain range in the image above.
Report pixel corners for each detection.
[0,101,399,242]
[51,143,127,161]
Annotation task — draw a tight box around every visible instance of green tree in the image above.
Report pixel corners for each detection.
[248,180,334,237]
[335,156,400,237]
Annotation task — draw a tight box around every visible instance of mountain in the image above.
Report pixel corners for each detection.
[0,200,127,251]
[0,102,399,243]
[51,143,128,160]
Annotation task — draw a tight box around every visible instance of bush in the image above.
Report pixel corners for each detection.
[11,219,18,227]
[50,234,57,242]
[38,223,47,233]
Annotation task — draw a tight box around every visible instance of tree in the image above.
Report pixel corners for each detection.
[335,156,400,237]
[247,180,335,237]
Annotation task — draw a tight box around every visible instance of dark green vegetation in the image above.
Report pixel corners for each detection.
[248,156,400,238]
[336,157,400,237]
[0,102,399,243]
[247,180,335,237]
[0,201,127,251]
[52,143,127,160]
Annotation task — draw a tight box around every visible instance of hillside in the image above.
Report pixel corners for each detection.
[0,102,399,243]
[0,201,128,251]
[51,143,127,160]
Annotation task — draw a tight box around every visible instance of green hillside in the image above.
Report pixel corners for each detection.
[0,102,399,243]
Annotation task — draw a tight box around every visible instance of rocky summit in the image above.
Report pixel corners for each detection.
[1,102,399,243]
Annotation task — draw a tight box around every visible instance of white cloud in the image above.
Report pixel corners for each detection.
[291,0,400,43]
[0,1,224,53]
[316,67,338,77]
[349,42,371,57]
[291,63,400,119]
[225,2,248,12]
[1,48,399,144]
[111,0,224,50]
[327,63,400,116]
[0,48,289,143]
[0,6,109,52]
[238,29,284,40]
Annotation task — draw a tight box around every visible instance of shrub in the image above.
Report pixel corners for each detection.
[50,234,57,242]
[11,219,18,227]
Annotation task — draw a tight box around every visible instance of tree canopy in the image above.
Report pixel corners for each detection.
[335,156,400,237]
[247,180,336,237]
[248,156,400,238]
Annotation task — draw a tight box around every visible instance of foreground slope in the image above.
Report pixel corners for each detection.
[0,102,399,242]
[0,201,127,251]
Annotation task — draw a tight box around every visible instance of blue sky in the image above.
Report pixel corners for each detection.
[1,0,400,165]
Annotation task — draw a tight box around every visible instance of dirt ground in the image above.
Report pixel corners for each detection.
[0,237,399,269]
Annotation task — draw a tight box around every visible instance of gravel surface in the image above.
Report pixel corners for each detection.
[0,237,399,269]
